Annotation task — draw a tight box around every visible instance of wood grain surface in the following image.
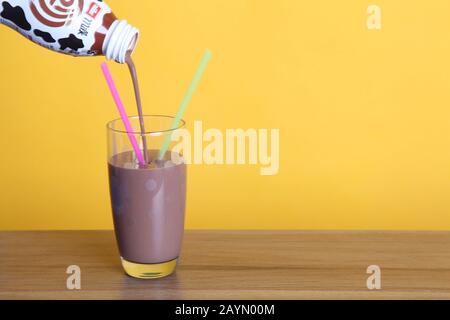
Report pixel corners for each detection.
[1,230,450,299]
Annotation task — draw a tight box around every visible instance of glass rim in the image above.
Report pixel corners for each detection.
[106,114,185,135]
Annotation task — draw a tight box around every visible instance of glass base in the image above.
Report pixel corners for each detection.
[121,257,178,279]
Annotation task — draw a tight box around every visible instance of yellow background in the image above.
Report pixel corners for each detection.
[1,0,450,230]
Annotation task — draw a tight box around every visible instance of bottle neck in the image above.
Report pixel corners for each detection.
[103,20,139,63]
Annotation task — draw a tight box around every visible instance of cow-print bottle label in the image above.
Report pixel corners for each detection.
[0,0,117,57]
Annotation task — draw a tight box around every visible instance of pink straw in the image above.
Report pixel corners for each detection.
[101,62,146,166]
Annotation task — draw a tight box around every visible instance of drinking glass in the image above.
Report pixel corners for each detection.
[107,115,186,279]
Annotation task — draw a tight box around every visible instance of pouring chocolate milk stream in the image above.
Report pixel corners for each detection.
[0,0,149,161]
[125,51,149,164]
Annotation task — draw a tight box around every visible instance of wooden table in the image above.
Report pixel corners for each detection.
[1,230,450,299]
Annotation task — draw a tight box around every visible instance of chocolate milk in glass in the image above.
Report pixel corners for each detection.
[108,150,186,264]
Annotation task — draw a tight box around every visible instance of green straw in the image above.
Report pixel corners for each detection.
[158,49,212,160]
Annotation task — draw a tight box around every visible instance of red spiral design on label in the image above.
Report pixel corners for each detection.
[30,0,84,27]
